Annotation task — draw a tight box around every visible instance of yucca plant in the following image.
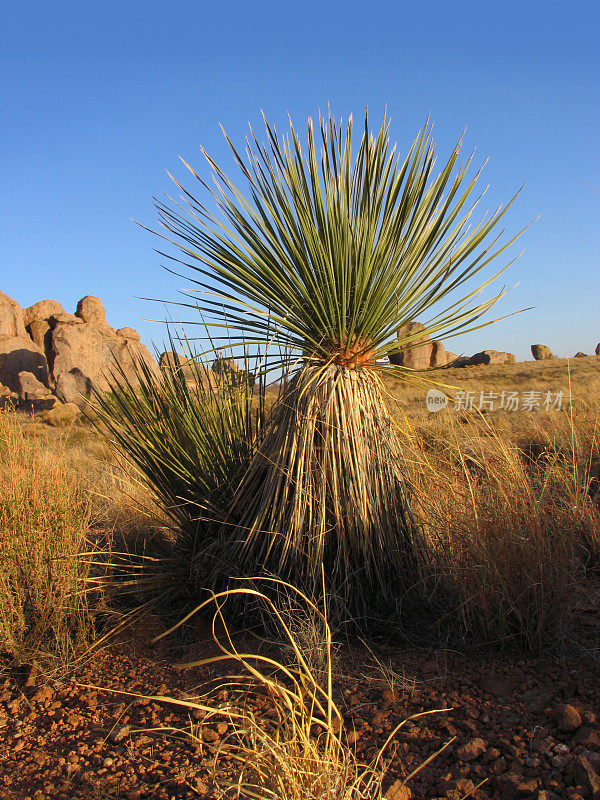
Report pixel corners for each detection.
[91,341,266,608]
[153,109,524,621]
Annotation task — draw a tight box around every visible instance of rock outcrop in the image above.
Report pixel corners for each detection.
[388,321,515,369]
[54,369,92,408]
[0,335,49,392]
[389,321,435,369]
[0,290,28,338]
[0,291,160,413]
[465,350,516,366]
[159,350,216,392]
[50,316,159,392]
[596,343,600,356]
[531,344,555,360]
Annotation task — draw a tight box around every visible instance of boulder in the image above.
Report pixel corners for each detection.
[212,356,239,376]
[27,318,52,351]
[0,383,18,409]
[0,335,49,392]
[160,351,219,392]
[116,327,141,341]
[445,351,459,366]
[467,350,516,366]
[159,350,197,381]
[24,299,65,327]
[0,291,27,338]
[389,321,434,370]
[54,369,92,408]
[596,343,600,356]
[50,312,83,326]
[531,344,555,360]
[430,340,447,368]
[75,295,109,327]
[50,320,159,392]
[17,371,56,410]
[574,351,587,358]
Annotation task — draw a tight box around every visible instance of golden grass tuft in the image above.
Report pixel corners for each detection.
[404,404,600,651]
[0,410,108,667]
[142,581,449,799]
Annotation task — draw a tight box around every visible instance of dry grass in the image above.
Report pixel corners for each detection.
[400,393,600,652]
[138,582,449,800]
[0,410,111,668]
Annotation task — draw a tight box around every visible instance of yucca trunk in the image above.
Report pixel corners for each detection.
[225,364,423,620]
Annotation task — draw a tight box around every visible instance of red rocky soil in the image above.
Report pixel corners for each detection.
[1,631,599,800]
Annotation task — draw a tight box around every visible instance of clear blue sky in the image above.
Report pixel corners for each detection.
[2,1,598,360]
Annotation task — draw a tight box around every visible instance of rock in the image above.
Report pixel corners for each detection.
[574,352,587,358]
[0,291,27,338]
[455,737,487,762]
[0,335,49,392]
[437,777,475,796]
[201,726,220,743]
[160,350,216,391]
[570,755,600,799]
[32,684,54,704]
[17,371,56,410]
[41,402,82,426]
[212,356,239,375]
[50,312,83,325]
[445,350,459,365]
[385,781,412,800]
[159,350,196,379]
[495,774,539,799]
[75,295,109,326]
[581,751,600,774]
[477,675,513,697]
[467,349,516,366]
[109,723,131,743]
[0,382,17,409]
[24,299,65,327]
[531,344,555,360]
[54,369,92,408]
[574,728,600,748]
[552,704,582,732]
[26,318,52,351]
[212,356,252,387]
[430,340,446,368]
[116,327,141,341]
[537,792,561,800]
[50,320,159,393]
[389,321,434,369]
[596,344,600,356]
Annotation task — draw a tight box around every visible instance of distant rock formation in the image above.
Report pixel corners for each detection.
[531,344,555,360]
[159,350,216,392]
[596,343,600,356]
[388,320,515,369]
[574,352,587,358]
[0,291,159,413]
[450,350,517,368]
[389,321,454,369]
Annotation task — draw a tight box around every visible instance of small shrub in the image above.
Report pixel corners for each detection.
[0,410,106,667]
